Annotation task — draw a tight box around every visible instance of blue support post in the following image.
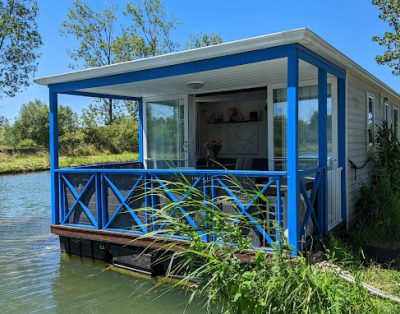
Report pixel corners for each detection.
[101,174,107,229]
[318,68,328,234]
[49,91,59,225]
[338,77,347,223]
[95,172,102,229]
[138,97,144,163]
[287,53,300,254]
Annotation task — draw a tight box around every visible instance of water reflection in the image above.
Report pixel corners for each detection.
[0,172,204,314]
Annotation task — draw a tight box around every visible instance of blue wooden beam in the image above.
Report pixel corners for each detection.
[297,45,346,79]
[49,91,59,225]
[338,77,347,223]
[49,44,297,93]
[318,68,328,234]
[287,53,300,254]
[138,97,144,163]
[61,90,140,101]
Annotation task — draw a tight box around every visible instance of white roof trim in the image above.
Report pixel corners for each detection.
[35,28,400,101]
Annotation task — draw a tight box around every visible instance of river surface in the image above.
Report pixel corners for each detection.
[0,172,204,314]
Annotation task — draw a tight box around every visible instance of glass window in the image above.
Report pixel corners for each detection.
[385,103,389,121]
[272,84,332,170]
[273,88,287,170]
[367,94,375,150]
[394,108,399,139]
[146,99,186,168]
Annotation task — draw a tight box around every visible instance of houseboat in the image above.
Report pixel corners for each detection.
[35,28,400,273]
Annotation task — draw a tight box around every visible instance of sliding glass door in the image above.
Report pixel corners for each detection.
[144,96,188,168]
[268,82,335,170]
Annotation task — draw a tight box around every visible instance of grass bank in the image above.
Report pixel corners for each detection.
[0,152,138,175]
[323,236,400,311]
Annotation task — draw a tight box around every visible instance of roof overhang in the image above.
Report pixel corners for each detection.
[35,28,400,101]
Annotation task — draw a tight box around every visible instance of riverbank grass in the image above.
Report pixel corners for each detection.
[0,152,138,174]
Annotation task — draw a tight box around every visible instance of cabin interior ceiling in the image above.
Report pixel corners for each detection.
[78,58,328,98]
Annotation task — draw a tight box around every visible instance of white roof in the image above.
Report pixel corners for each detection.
[35,28,400,100]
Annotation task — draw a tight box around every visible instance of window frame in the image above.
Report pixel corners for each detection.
[394,107,399,138]
[367,92,376,151]
[143,94,189,168]
[267,78,337,170]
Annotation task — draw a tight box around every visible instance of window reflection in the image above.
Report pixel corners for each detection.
[272,84,332,170]
[146,99,185,168]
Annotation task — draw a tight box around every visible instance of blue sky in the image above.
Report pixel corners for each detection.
[0,0,396,121]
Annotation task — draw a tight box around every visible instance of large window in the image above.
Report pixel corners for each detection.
[272,84,332,170]
[367,93,375,151]
[145,98,187,168]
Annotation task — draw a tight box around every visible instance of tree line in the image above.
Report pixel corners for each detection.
[0,0,223,156]
[0,100,138,155]
[1,0,399,157]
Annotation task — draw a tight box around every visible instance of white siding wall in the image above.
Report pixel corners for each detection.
[346,73,400,223]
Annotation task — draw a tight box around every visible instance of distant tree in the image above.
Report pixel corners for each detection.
[372,0,400,75]
[0,115,10,146]
[11,100,78,148]
[186,32,223,49]
[61,0,124,125]
[0,115,7,127]
[61,0,178,125]
[123,0,179,56]
[0,0,42,98]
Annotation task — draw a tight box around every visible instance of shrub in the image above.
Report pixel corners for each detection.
[355,121,400,246]
[82,118,138,154]
[71,144,98,156]
[15,139,39,149]
[133,175,386,313]
[59,130,85,155]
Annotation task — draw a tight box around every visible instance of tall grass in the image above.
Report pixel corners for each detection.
[355,121,400,247]
[131,173,391,313]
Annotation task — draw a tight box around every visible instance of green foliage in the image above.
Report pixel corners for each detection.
[61,0,120,68]
[372,0,400,75]
[0,0,42,98]
[135,175,387,313]
[61,0,178,124]
[0,100,138,156]
[186,32,223,49]
[15,138,38,149]
[81,117,138,154]
[124,0,179,56]
[0,116,10,145]
[355,121,400,246]
[6,99,79,149]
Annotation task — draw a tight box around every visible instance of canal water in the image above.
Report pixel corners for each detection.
[0,172,205,314]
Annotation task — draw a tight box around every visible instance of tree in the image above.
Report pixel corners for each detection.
[11,100,78,148]
[0,115,7,127]
[372,0,400,75]
[0,0,42,98]
[186,32,223,49]
[61,0,122,125]
[61,0,178,125]
[123,0,179,57]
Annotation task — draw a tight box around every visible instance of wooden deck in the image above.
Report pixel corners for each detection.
[51,224,188,251]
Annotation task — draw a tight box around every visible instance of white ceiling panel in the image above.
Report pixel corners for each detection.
[79,58,322,98]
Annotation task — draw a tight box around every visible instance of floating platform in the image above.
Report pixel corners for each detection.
[52,225,187,276]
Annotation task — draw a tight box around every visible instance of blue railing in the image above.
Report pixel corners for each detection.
[298,167,325,244]
[54,166,324,248]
